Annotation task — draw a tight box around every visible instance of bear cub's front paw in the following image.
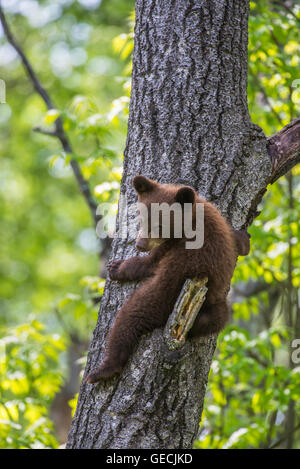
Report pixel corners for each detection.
[107,260,124,281]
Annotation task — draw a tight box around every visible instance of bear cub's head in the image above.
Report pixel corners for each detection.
[133,175,196,252]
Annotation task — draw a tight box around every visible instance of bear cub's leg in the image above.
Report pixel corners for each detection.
[85,272,174,384]
[189,300,230,338]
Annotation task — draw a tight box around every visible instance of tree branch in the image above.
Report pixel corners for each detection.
[273,1,300,25]
[0,5,100,226]
[163,277,208,351]
[268,421,300,449]
[33,126,58,138]
[250,70,284,126]
[244,117,300,229]
[0,5,53,109]
[267,117,300,184]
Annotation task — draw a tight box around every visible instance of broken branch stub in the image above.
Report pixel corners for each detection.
[163,277,208,351]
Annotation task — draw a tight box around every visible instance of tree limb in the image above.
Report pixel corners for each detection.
[0,5,54,109]
[267,117,300,184]
[250,70,284,126]
[0,4,99,226]
[273,1,300,25]
[268,421,300,449]
[164,277,208,351]
[33,127,59,138]
[244,117,300,229]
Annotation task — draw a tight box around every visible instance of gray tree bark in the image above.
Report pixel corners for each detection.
[66,0,299,449]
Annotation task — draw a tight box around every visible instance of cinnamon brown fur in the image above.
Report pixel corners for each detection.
[86,176,250,384]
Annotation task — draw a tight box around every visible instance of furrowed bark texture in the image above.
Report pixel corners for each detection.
[67,0,272,449]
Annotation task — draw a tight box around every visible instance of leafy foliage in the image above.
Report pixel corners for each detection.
[196,326,300,449]
[0,319,65,448]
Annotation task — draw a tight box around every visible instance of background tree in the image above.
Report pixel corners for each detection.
[66,0,300,449]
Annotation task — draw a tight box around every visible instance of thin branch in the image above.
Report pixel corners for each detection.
[54,308,77,343]
[268,421,300,449]
[261,91,284,127]
[0,5,100,226]
[273,1,300,24]
[0,6,53,109]
[269,28,284,52]
[54,308,85,355]
[265,411,277,449]
[33,126,59,138]
[246,350,269,368]
[249,69,284,127]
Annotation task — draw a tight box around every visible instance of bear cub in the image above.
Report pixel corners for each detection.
[85,175,250,384]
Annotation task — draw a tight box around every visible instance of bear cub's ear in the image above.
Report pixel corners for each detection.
[133,175,155,194]
[175,186,195,205]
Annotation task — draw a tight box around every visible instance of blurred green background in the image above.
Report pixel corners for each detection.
[0,0,299,449]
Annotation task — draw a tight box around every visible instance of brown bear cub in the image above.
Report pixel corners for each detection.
[85,176,250,384]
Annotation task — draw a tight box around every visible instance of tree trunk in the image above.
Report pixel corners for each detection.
[66,0,297,449]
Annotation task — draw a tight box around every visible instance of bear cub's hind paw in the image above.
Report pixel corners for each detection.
[84,360,122,384]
